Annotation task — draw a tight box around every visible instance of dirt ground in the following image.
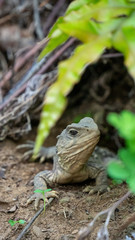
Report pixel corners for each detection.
[0,136,135,240]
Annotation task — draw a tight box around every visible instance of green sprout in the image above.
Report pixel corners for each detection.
[34,189,52,211]
[8,219,26,227]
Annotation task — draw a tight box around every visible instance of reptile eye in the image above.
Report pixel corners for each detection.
[69,130,78,136]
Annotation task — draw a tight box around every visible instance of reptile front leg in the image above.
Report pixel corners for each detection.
[89,170,108,194]
[27,170,58,210]
[83,167,108,194]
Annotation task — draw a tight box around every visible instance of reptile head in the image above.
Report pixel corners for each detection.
[56,117,100,173]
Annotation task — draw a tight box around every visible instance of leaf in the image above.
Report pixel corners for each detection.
[108,111,135,192]
[109,0,133,6]
[34,189,44,194]
[33,91,66,156]
[112,12,135,79]
[127,139,135,153]
[66,0,94,14]
[18,220,26,225]
[34,189,52,194]
[65,4,93,22]
[44,189,52,192]
[107,161,129,180]
[107,113,121,128]
[38,17,69,61]
[58,37,110,95]
[127,175,135,193]
[107,111,135,143]
[38,2,95,61]
[59,19,100,43]
[8,220,16,227]
[108,111,135,152]
[118,149,135,173]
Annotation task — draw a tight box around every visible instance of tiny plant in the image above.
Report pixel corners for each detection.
[34,189,52,211]
[8,219,26,227]
[107,110,135,193]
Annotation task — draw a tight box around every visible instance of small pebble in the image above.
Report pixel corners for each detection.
[8,205,17,213]
[72,229,78,234]
[60,197,70,204]
[33,225,42,237]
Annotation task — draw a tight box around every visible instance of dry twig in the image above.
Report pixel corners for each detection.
[43,0,66,36]
[33,0,44,40]
[0,38,48,89]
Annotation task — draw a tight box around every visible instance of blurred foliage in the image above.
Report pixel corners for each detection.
[34,0,135,156]
[107,111,135,193]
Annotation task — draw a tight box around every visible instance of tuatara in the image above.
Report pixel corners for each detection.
[21,117,114,209]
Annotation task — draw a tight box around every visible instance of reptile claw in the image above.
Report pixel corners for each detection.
[17,141,35,150]
[89,185,108,195]
[83,185,108,195]
[23,150,34,160]
[39,155,46,163]
[17,141,35,160]
[27,190,59,210]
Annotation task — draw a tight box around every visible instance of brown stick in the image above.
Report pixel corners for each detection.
[38,37,75,74]
[0,38,48,89]
[33,0,44,40]
[0,14,13,25]
[119,212,135,231]
[0,38,75,111]
[43,0,66,36]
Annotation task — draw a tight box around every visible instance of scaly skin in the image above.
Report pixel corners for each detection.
[23,117,110,210]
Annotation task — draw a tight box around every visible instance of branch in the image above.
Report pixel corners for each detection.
[114,211,135,236]
[33,0,44,40]
[43,0,66,36]
[0,38,48,89]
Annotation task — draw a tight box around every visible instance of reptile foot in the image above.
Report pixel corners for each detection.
[17,141,56,162]
[27,190,59,210]
[83,185,109,195]
[17,141,35,160]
